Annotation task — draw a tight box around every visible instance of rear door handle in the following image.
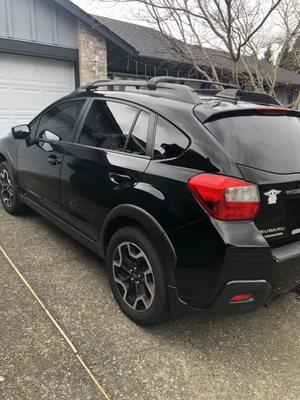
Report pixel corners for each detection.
[48,154,61,166]
[109,172,132,184]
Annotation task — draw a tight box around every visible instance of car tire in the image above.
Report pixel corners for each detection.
[0,162,27,215]
[106,225,168,326]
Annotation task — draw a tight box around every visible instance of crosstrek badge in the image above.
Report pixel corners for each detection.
[264,189,281,205]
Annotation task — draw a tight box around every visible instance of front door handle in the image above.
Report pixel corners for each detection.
[48,154,61,166]
[109,172,132,185]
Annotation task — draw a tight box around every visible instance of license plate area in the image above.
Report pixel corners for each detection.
[285,196,300,235]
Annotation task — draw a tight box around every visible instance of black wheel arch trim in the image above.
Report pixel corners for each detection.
[100,204,177,286]
[0,150,10,166]
[0,151,16,180]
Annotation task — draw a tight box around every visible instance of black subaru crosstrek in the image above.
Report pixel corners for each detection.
[1,76,300,325]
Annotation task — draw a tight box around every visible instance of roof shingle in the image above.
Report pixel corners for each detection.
[93,15,300,86]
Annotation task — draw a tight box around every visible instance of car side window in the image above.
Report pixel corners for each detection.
[125,111,149,155]
[79,100,139,151]
[36,100,85,142]
[153,116,189,159]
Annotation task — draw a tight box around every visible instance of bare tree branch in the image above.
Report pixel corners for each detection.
[96,0,299,106]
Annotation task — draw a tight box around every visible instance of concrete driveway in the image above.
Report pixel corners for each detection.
[0,205,299,400]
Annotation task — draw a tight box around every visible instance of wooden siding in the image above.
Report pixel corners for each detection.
[0,0,78,48]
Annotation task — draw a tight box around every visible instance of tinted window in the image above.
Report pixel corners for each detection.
[153,117,189,159]
[79,100,138,151]
[125,111,149,155]
[37,100,84,142]
[206,115,300,173]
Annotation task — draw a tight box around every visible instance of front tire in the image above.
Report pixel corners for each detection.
[0,162,26,215]
[106,226,168,326]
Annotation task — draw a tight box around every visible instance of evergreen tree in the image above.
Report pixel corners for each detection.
[263,45,272,64]
[279,36,300,72]
[278,44,290,69]
[291,36,300,73]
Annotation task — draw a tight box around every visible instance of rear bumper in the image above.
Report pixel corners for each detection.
[168,277,299,316]
[168,280,273,315]
[208,280,272,314]
[170,242,300,316]
[169,218,300,315]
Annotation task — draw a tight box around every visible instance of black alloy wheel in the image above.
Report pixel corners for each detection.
[0,162,26,215]
[112,241,155,312]
[107,226,168,325]
[0,168,14,208]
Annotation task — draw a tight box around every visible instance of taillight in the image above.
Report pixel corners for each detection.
[188,173,260,221]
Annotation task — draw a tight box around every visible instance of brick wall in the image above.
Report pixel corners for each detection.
[78,21,107,84]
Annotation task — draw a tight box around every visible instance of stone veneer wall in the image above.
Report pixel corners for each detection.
[78,21,107,84]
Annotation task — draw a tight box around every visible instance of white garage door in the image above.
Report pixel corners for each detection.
[0,53,75,137]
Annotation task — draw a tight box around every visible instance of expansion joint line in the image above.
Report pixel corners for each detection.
[0,246,112,400]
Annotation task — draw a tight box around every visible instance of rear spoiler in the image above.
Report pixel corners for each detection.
[194,105,300,123]
[214,89,280,106]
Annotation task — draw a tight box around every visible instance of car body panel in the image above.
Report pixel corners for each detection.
[16,138,65,216]
[60,142,151,240]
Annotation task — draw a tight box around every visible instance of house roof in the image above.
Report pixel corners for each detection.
[53,0,137,56]
[93,15,300,86]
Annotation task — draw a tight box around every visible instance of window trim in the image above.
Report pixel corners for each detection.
[123,109,141,151]
[74,97,154,159]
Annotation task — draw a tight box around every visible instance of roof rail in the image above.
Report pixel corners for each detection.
[75,79,148,92]
[147,76,237,89]
[74,77,280,107]
[76,76,236,93]
[74,77,201,103]
[215,88,281,106]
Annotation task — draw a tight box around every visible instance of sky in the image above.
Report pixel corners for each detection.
[70,0,287,56]
[71,0,148,24]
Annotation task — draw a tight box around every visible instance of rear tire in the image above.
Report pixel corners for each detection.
[106,225,168,326]
[0,162,27,215]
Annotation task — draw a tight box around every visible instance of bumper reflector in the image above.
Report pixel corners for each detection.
[230,293,253,303]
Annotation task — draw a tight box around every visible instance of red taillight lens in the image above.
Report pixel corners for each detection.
[230,293,253,303]
[188,173,260,221]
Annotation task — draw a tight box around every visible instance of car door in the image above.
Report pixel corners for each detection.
[16,99,86,216]
[60,98,152,240]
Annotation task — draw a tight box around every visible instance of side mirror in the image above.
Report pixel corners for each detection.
[12,124,31,140]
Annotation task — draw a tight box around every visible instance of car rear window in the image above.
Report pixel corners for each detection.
[205,115,300,174]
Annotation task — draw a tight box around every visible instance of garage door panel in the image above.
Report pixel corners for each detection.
[10,56,41,85]
[0,87,10,111]
[41,60,74,87]
[13,88,41,113]
[0,53,75,137]
[0,114,38,133]
[43,90,71,106]
[0,56,9,82]
[13,115,36,124]
[0,117,12,135]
